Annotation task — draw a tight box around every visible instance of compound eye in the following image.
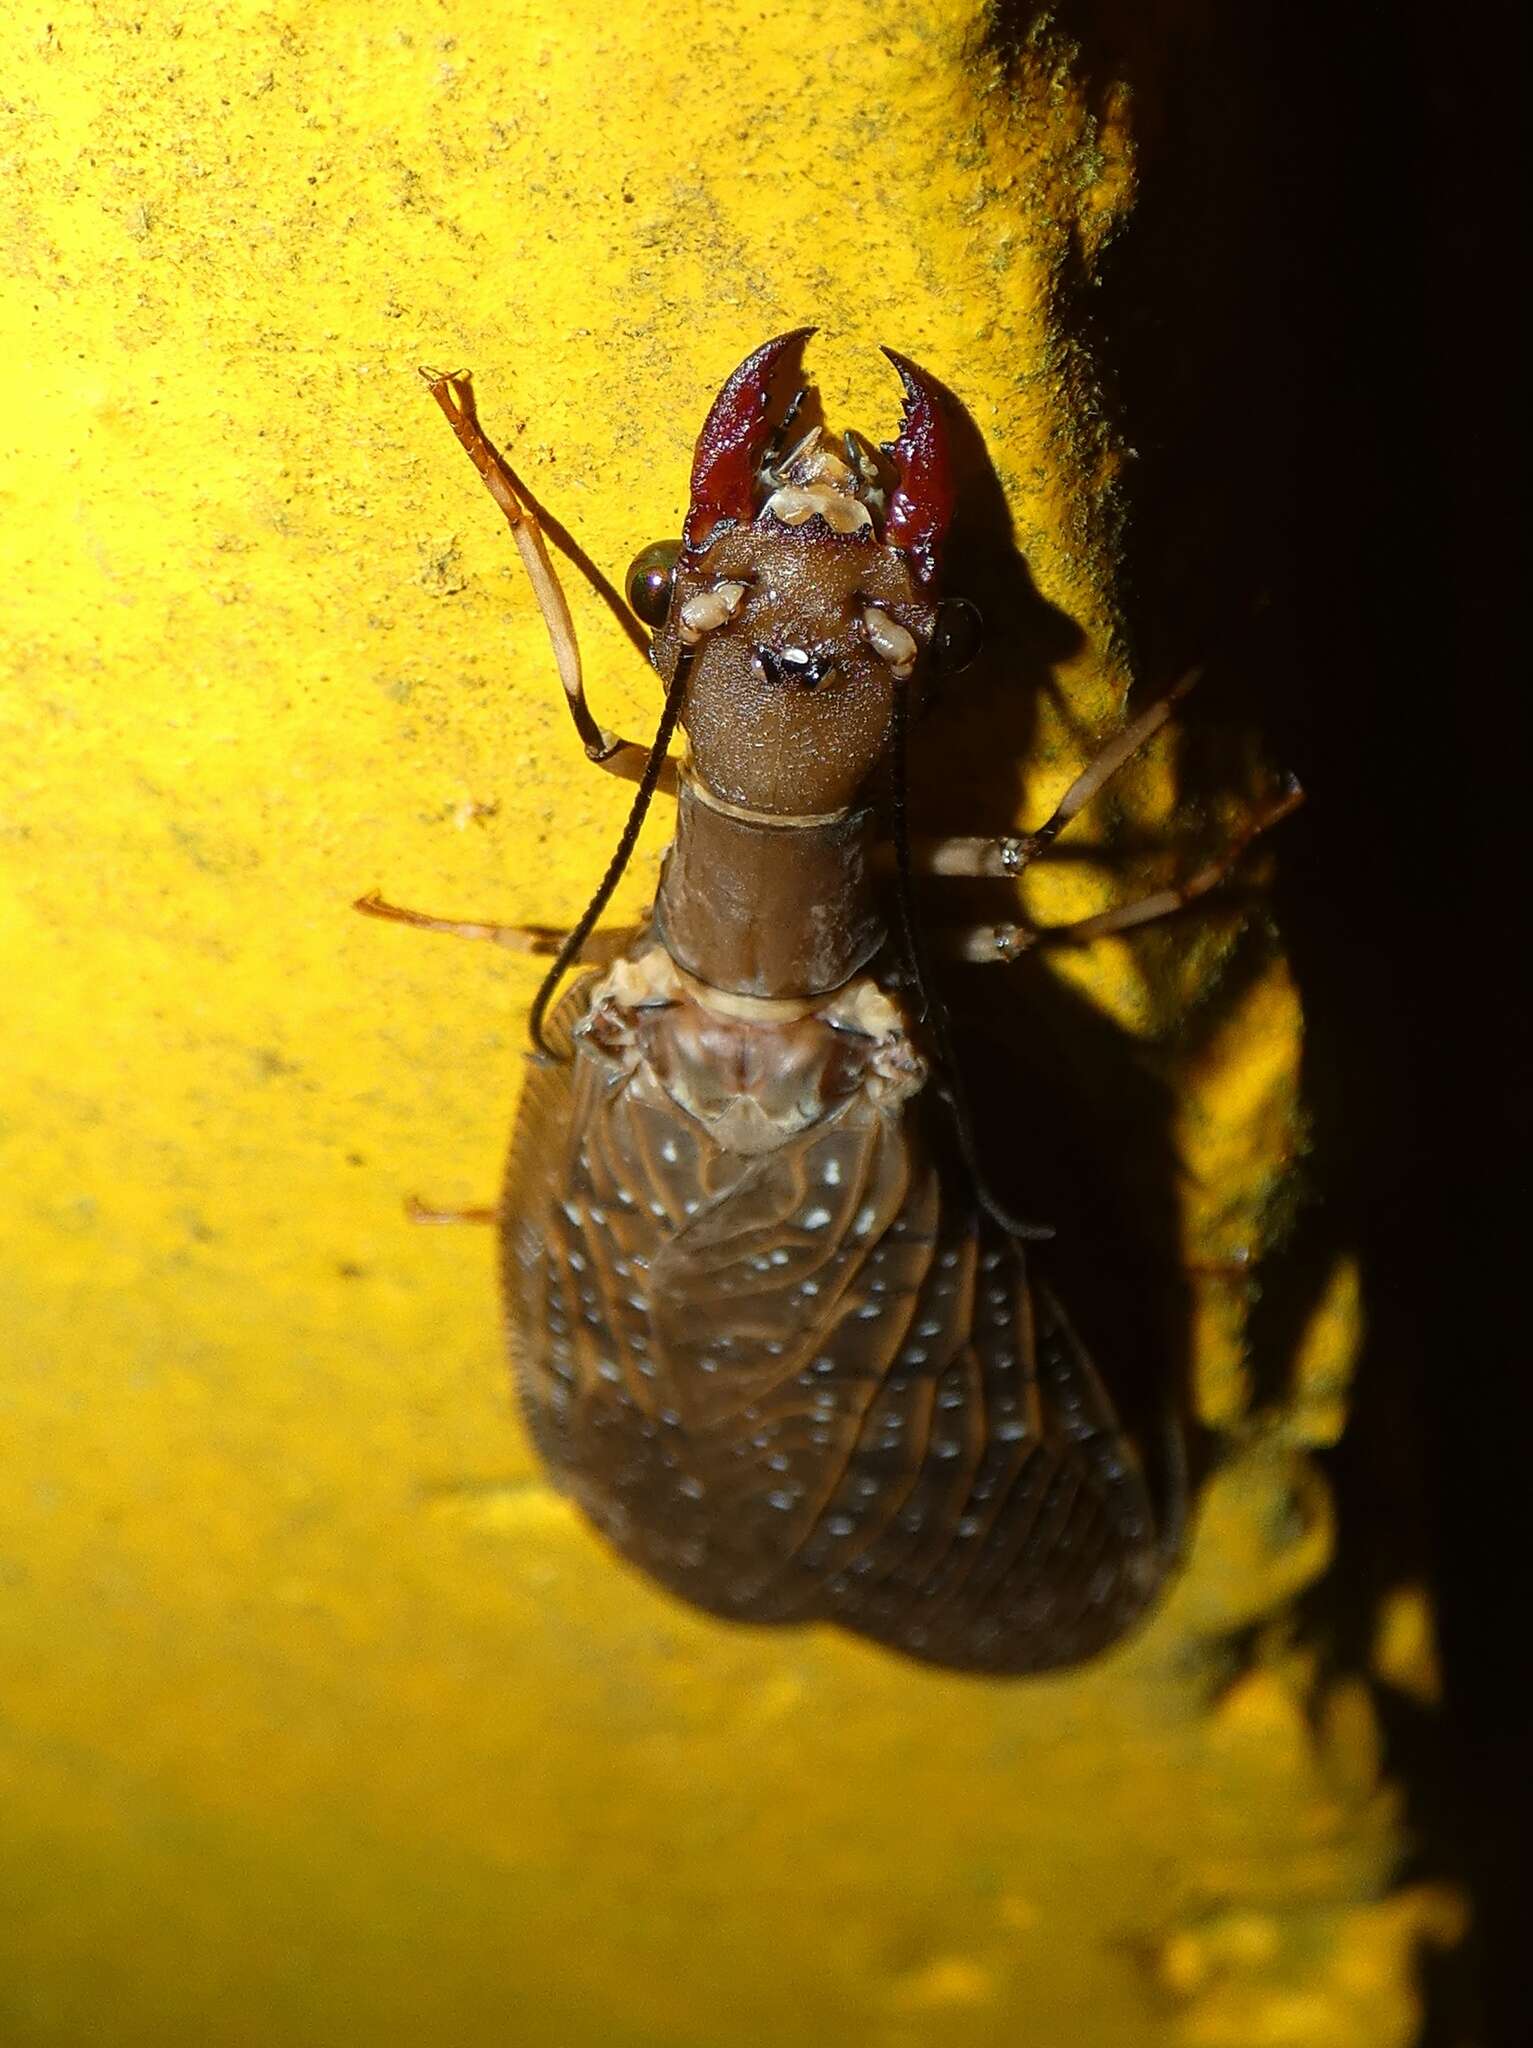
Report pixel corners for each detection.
[625,539,682,627]
[931,597,983,674]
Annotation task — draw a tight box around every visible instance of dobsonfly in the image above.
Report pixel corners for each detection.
[360,330,1300,1674]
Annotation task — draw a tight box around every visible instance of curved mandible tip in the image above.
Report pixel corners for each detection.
[881,347,956,589]
[683,327,816,554]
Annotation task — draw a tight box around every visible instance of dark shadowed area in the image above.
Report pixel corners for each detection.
[974,3,1518,2037]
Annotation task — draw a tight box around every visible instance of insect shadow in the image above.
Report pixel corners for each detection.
[880,366,1227,1535]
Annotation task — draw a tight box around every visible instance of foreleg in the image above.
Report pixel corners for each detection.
[423,368,675,794]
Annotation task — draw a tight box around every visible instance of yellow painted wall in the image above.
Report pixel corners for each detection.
[0,4,1459,2043]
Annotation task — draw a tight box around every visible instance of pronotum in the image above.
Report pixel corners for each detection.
[360,331,1299,1673]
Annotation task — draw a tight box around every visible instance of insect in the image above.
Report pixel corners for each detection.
[360,331,1300,1673]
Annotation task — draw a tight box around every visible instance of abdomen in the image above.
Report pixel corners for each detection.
[501,974,1168,1674]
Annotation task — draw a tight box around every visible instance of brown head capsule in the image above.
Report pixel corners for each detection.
[364,338,1302,1672]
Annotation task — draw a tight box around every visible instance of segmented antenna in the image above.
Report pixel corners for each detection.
[528,649,693,1062]
[889,676,1055,1243]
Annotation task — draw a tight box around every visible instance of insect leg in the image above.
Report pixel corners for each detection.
[422,367,676,793]
[942,777,1304,963]
[353,892,635,967]
[405,1196,498,1225]
[904,670,1203,878]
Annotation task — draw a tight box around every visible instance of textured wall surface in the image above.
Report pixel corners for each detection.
[0,4,1460,2044]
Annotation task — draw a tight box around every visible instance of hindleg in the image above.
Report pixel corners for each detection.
[404,1196,498,1226]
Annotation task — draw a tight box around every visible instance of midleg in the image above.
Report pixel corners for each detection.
[354,891,635,968]
[423,368,676,794]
